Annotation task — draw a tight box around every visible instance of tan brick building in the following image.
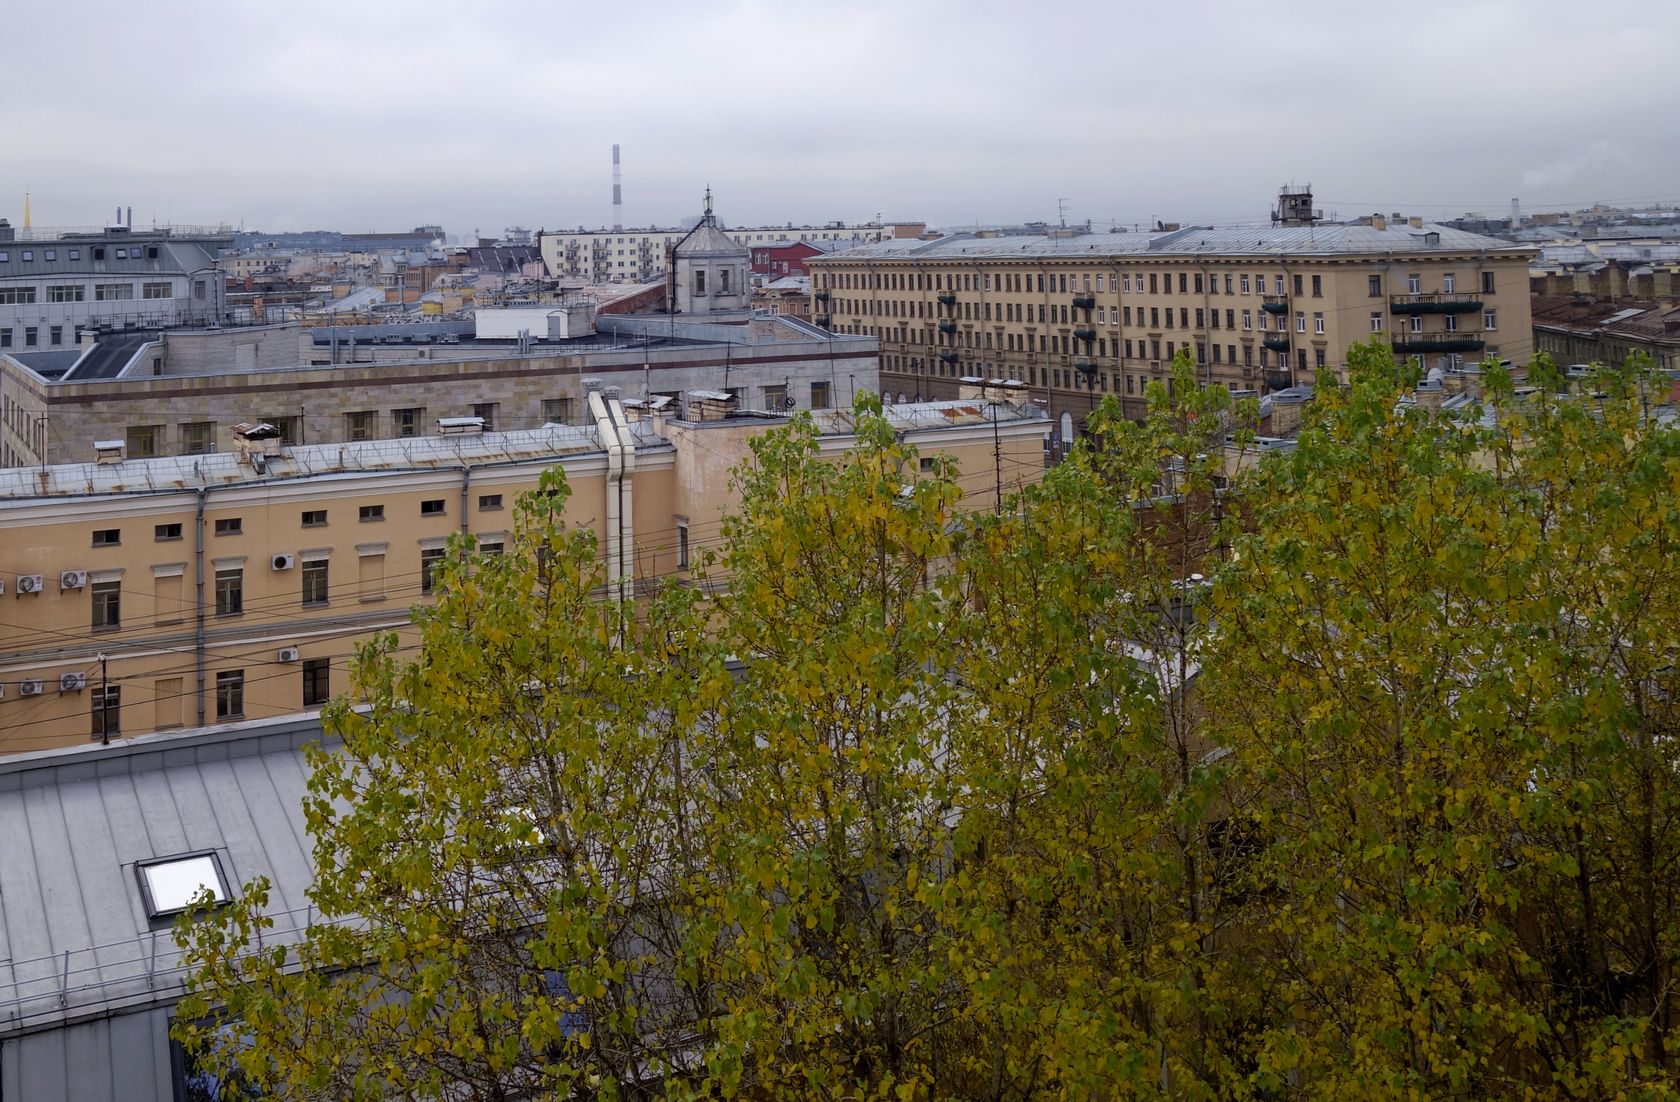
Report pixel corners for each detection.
[809,199,1535,427]
[0,395,1048,755]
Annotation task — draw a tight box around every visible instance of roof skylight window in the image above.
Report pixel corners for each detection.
[136,852,231,918]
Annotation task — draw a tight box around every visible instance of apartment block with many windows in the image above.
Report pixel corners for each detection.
[0,395,1047,755]
[808,210,1534,429]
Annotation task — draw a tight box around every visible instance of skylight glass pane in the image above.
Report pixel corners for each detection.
[141,854,228,914]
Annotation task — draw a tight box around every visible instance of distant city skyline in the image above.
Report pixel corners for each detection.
[5,0,1678,236]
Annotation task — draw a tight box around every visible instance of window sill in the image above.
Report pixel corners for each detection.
[302,601,330,609]
[92,624,120,633]
[216,611,244,619]
[154,618,184,627]
[359,518,385,524]
[358,595,387,604]
[216,713,245,722]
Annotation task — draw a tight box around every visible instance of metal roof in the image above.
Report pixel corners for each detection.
[0,240,222,281]
[814,222,1532,262]
[0,715,330,1038]
[0,421,626,502]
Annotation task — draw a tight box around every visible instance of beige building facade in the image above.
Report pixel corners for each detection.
[809,213,1535,426]
[0,316,880,466]
[0,396,1048,755]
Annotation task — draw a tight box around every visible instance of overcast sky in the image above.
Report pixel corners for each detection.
[6,0,1677,236]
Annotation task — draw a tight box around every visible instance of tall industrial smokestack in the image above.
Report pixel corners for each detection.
[126,205,132,228]
[1510,197,1520,228]
[612,144,623,233]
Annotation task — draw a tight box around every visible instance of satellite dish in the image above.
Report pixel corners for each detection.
[783,395,797,410]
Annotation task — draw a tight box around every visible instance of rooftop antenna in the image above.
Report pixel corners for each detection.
[612,144,624,232]
[1057,198,1069,229]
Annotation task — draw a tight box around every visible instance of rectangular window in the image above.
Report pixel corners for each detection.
[181,422,215,454]
[0,287,38,304]
[1274,276,1285,295]
[303,658,331,708]
[1242,310,1252,330]
[142,282,173,299]
[1483,310,1497,330]
[0,328,10,348]
[393,408,422,437]
[215,567,243,616]
[810,380,832,409]
[95,283,135,301]
[694,269,706,294]
[25,327,37,347]
[677,520,690,570]
[1369,275,1383,297]
[1316,349,1327,369]
[301,559,329,606]
[92,528,121,547]
[301,509,327,527]
[214,517,241,536]
[1410,315,1423,333]
[1314,312,1325,334]
[1371,312,1385,332]
[359,506,385,524]
[344,411,375,441]
[1481,271,1495,293]
[91,686,120,739]
[138,852,229,917]
[358,549,386,600]
[47,285,85,303]
[155,522,183,541]
[478,493,503,511]
[1240,275,1250,294]
[472,403,497,432]
[126,425,161,458]
[421,499,445,517]
[92,580,121,630]
[1311,274,1322,297]
[1442,273,1456,294]
[1445,314,1459,332]
[1407,273,1421,294]
[420,547,447,595]
[48,325,61,345]
[215,671,244,719]
[542,397,574,424]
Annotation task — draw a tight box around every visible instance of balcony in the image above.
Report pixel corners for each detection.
[940,350,960,364]
[1390,334,1486,354]
[1261,296,1289,315]
[1073,327,1097,342]
[1262,335,1291,352]
[1073,361,1099,385]
[937,293,957,306]
[938,320,958,335]
[815,314,831,327]
[1264,369,1293,391]
[813,289,830,301]
[1072,295,1096,309]
[1389,293,1484,315]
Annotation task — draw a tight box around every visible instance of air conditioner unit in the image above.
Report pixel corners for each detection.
[59,671,87,692]
[0,578,7,596]
[60,570,88,590]
[276,646,300,663]
[272,553,296,571]
[19,679,43,696]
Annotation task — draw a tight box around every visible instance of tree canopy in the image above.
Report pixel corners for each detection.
[177,353,1680,1100]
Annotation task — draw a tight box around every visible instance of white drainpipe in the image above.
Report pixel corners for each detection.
[587,390,638,627]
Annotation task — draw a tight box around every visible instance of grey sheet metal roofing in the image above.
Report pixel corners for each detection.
[0,239,222,280]
[0,715,331,1039]
[815,222,1533,262]
[0,421,628,502]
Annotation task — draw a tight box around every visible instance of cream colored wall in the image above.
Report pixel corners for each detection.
[0,412,1046,755]
[813,250,1535,423]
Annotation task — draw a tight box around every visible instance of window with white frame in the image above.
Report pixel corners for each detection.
[1483,310,1497,330]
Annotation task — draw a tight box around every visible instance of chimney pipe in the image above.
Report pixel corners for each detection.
[611,144,623,233]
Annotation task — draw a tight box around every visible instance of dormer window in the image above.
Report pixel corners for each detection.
[136,851,231,919]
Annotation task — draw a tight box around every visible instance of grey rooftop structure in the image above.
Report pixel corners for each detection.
[821,221,1532,262]
[0,715,330,1102]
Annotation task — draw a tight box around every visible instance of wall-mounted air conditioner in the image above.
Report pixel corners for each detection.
[272,554,295,571]
[19,679,43,696]
[276,647,300,663]
[59,672,87,692]
[16,574,42,595]
[60,570,88,590]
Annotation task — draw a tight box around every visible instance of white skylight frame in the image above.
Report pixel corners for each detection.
[135,851,232,919]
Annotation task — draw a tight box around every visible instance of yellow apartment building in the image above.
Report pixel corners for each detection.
[0,392,1048,755]
[809,191,1536,429]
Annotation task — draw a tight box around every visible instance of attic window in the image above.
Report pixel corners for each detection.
[136,852,230,918]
